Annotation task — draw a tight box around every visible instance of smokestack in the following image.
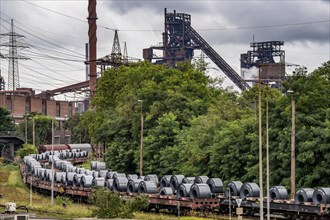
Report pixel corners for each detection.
[88,0,97,98]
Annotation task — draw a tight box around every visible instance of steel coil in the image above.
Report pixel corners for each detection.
[170,175,185,190]
[207,178,223,193]
[127,179,143,193]
[44,169,53,181]
[61,175,66,185]
[312,188,330,205]
[66,172,76,185]
[37,168,46,180]
[73,174,85,187]
[81,175,93,188]
[32,166,42,176]
[76,168,86,174]
[106,171,117,179]
[113,177,129,192]
[84,170,94,176]
[240,182,260,199]
[106,179,113,190]
[295,188,314,204]
[182,177,195,184]
[92,177,106,187]
[226,181,243,196]
[194,176,209,184]
[160,175,172,188]
[177,184,193,199]
[91,161,106,170]
[159,187,174,196]
[270,186,288,200]
[138,181,158,194]
[144,174,159,185]
[113,173,126,179]
[190,184,211,199]
[127,174,138,181]
[55,172,66,183]
[98,170,108,178]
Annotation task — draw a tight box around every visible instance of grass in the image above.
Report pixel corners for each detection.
[0,163,93,219]
[0,163,238,220]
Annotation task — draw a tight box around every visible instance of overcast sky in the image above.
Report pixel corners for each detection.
[0,0,329,98]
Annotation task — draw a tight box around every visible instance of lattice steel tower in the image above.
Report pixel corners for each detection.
[1,19,29,90]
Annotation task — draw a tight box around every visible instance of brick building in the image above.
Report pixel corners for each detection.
[0,88,74,145]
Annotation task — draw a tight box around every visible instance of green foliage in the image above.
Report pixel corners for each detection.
[17,113,52,147]
[79,60,329,190]
[0,107,14,132]
[89,188,148,219]
[64,113,90,143]
[55,196,72,207]
[16,144,38,158]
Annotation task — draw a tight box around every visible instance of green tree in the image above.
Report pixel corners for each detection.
[87,61,220,174]
[144,112,180,175]
[17,113,52,147]
[16,144,38,158]
[64,113,90,143]
[0,107,14,132]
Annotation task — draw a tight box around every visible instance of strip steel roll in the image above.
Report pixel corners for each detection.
[159,187,174,196]
[144,174,159,186]
[182,177,195,184]
[194,176,209,184]
[106,171,117,179]
[127,174,139,181]
[138,181,158,194]
[170,175,185,190]
[81,175,94,188]
[55,172,66,183]
[66,172,76,185]
[190,184,211,199]
[240,182,260,199]
[312,188,330,205]
[73,174,85,187]
[106,179,113,190]
[92,177,105,187]
[160,175,172,188]
[113,177,129,192]
[270,186,288,200]
[295,188,314,204]
[98,170,108,178]
[177,184,193,198]
[127,179,143,193]
[113,173,126,179]
[207,178,223,193]
[226,181,243,196]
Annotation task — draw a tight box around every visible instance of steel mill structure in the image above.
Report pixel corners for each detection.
[143,9,250,91]
[241,41,286,86]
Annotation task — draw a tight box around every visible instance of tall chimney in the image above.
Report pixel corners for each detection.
[88,0,97,98]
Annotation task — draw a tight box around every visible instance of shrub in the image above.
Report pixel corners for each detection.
[89,188,149,218]
[16,144,38,158]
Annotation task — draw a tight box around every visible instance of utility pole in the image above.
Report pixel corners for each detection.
[138,100,144,177]
[266,85,270,220]
[288,90,295,199]
[51,118,54,206]
[258,66,264,220]
[32,117,35,146]
[24,113,27,143]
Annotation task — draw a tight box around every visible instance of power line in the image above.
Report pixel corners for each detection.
[14,0,330,32]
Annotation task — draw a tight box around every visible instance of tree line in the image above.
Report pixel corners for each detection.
[1,60,328,191]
